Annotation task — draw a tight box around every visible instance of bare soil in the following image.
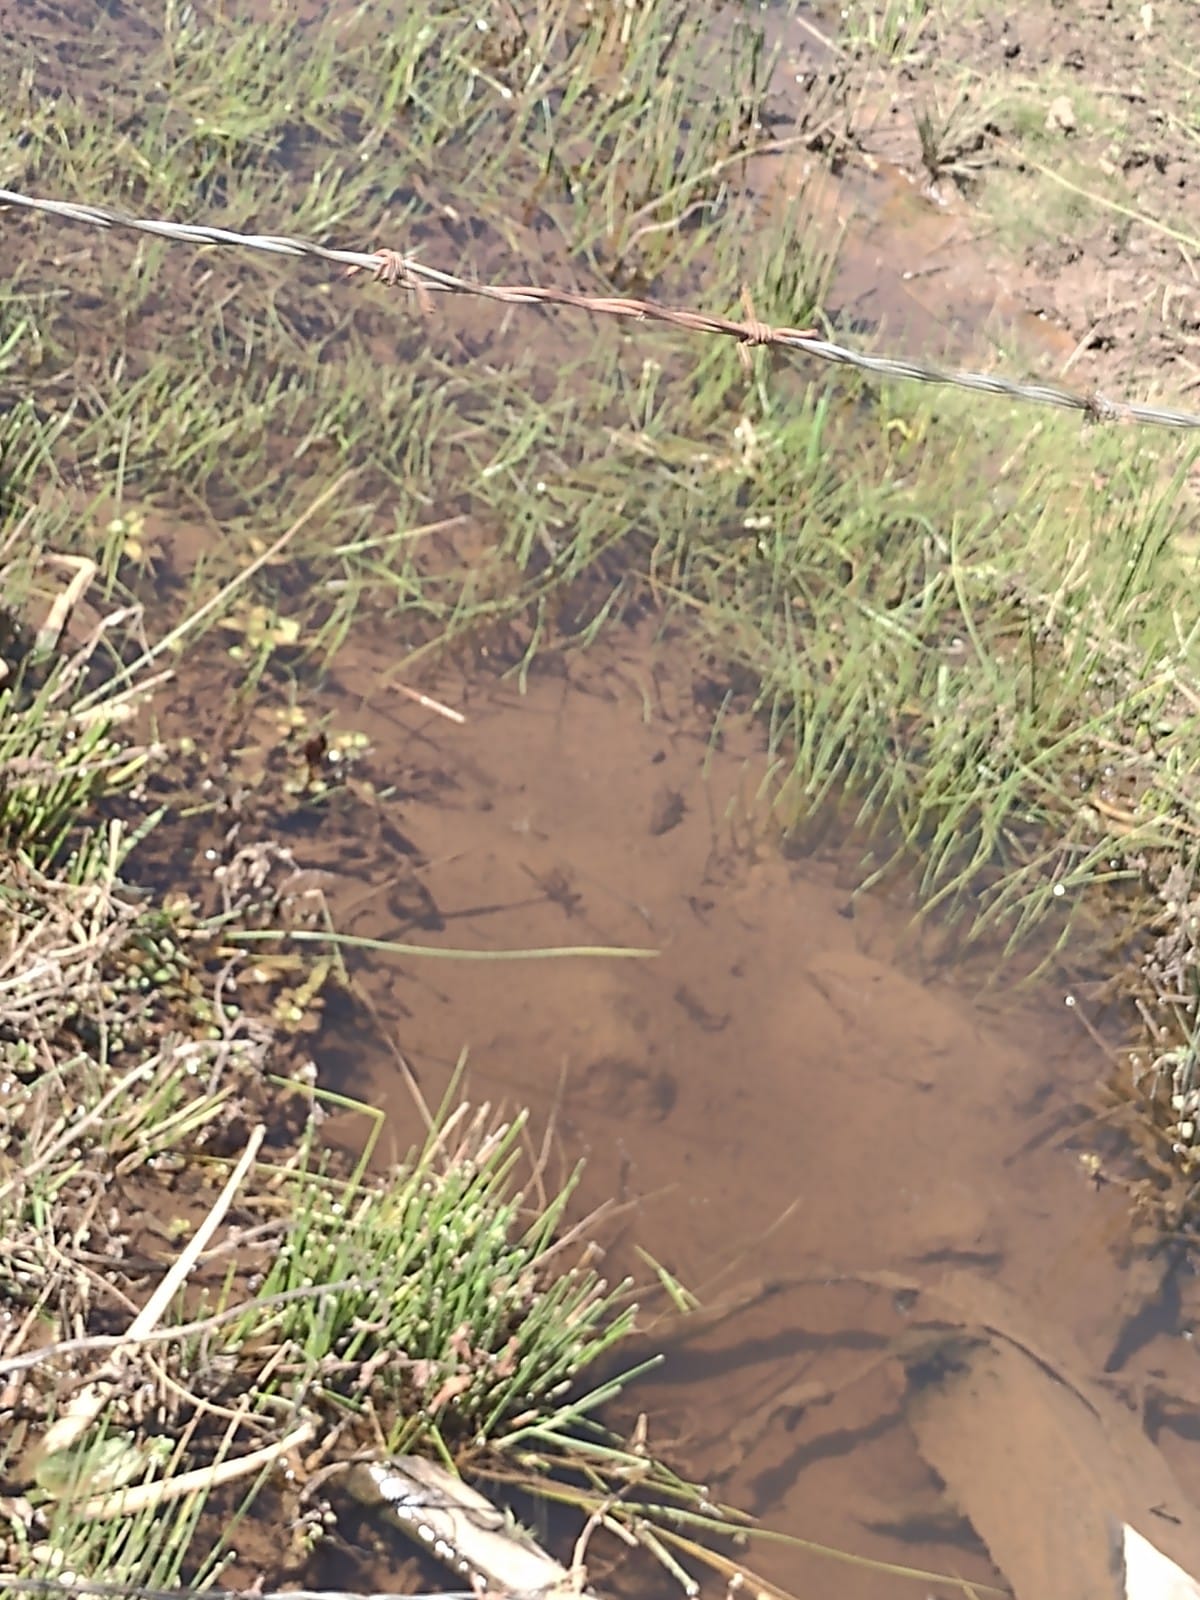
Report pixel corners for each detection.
[784,1,1200,410]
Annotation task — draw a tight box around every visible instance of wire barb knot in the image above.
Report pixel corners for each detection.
[737,286,775,351]
[1083,390,1129,425]
[739,317,774,348]
[370,248,414,288]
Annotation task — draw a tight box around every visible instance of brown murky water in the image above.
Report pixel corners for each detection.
[289,14,1200,1594]
[30,2,1200,1596]
[292,605,1200,1600]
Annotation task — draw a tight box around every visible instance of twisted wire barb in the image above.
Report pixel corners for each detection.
[3,185,1199,432]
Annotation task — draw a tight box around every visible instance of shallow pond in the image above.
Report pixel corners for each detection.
[289,603,1200,1600]
[15,2,1200,1596]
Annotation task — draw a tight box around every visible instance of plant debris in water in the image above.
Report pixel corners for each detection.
[0,560,720,1595]
[7,1,1200,1590]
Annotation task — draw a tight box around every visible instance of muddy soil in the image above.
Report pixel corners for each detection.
[788,0,1200,411]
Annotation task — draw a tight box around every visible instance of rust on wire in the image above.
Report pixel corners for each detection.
[3,185,1200,432]
[365,244,819,352]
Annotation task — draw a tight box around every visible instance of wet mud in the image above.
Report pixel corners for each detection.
[785,0,1200,409]
[756,8,1083,369]
[176,607,1200,1600]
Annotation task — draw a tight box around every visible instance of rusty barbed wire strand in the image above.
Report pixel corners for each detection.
[3,185,1199,431]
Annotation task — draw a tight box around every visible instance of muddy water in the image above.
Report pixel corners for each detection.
[287,609,1200,1600]
[271,20,1200,1590]
[48,2,1200,1595]
[135,27,1200,1600]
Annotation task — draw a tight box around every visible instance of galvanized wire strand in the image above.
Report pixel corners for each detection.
[3,184,1199,431]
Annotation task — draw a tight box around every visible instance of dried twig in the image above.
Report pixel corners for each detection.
[39,1123,267,1459]
[77,1418,316,1521]
[0,1278,367,1378]
[392,681,466,724]
[34,554,97,657]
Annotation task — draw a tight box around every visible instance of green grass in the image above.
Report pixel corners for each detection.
[804,0,1200,1160]
[839,0,934,62]
[0,572,687,1593]
[5,5,1200,988]
[8,0,1200,1587]
[0,1071,672,1593]
[225,1102,646,1459]
[663,379,1200,948]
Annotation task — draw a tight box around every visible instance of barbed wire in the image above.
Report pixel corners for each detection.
[3,184,1200,432]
